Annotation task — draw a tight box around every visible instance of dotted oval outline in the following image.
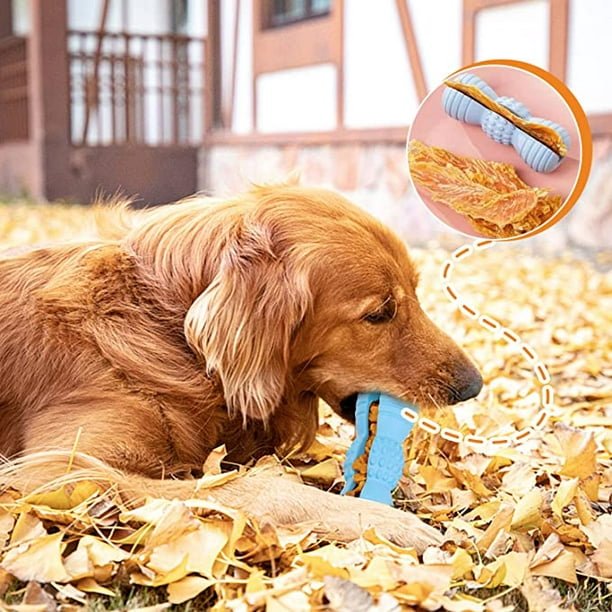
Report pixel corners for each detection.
[402,239,554,449]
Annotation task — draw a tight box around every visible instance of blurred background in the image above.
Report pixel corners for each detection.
[0,0,610,250]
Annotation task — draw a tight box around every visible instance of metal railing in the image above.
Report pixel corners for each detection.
[68,30,205,147]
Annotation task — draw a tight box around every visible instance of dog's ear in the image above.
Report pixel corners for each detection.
[184,223,310,421]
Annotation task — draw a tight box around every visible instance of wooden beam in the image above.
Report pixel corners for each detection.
[28,0,71,200]
[335,0,344,129]
[224,0,241,130]
[395,0,427,100]
[205,0,221,132]
[462,0,477,65]
[588,113,612,137]
[205,125,408,146]
[548,0,569,80]
[0,0,13,38]
[80,0,110,144]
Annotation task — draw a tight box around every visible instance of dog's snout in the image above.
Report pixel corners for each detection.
[453,368,483,403]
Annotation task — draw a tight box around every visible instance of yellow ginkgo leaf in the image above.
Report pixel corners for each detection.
[551,478,579,517]
[9,512,46,546]
[147,519,231,580]
[202,444,227,476]
[166,575,214,604]
[300,458,342,485]
[418,465,458,494]
[1,531,70,583]
[511,489,543,532]
[501,462,537,498]
[530,550,577,584]
[554,423,597,480]
[300,554,350,580]
[591,538,612,579]
[25,481,100,511]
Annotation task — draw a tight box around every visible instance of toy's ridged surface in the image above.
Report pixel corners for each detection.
[342,392,417,505]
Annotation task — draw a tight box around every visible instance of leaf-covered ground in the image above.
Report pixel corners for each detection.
[0,200,610,611]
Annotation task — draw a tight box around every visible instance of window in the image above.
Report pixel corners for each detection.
[265,0,331,28]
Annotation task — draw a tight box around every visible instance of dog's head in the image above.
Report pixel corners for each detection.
[180,183,482,423]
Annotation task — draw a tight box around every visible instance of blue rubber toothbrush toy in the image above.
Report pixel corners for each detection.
[341,392,418,506]
[442,73,570,173]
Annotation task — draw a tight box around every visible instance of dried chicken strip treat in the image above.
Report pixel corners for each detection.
[408,140,563,238]
[444,79,568,158]
[348,403,379,496]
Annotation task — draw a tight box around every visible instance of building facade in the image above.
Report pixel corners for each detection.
[0,0,610,247]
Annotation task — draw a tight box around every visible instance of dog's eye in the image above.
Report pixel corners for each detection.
[363,297,397,324]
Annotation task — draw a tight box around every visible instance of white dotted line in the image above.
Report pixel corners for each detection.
[405,239,554,449]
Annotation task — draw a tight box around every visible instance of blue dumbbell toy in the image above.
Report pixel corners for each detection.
[341,392,418,506]
[442,73,570,173]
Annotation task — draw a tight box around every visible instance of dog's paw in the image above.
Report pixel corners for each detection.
[315,495,443,553]
[245,476,442,553]
[211,470,443,554]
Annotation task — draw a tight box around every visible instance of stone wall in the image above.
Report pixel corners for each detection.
[201,137,612,252]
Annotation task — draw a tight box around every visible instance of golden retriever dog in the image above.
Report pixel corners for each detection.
[0,182,482,552]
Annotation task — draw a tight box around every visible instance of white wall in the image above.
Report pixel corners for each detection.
[567,0,612,114]
[475,0,550,68]
[10,0,29,35]
[343,0,419,128]
[408,0,463,91]
[256,64,337,132]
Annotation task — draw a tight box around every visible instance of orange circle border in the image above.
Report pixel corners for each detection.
[441,58,593,241]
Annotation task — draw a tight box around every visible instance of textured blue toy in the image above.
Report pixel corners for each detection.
[341,392,418,506]
[442,73,570,173]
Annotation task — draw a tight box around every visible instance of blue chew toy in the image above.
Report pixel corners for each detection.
[442,73,570,173]
[341,392,417,506]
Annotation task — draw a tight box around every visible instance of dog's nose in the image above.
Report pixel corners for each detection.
[455,370,483,402]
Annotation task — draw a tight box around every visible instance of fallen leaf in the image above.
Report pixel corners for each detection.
[591,538,612,578]
[23,580,58,607]
[9,512,46,545]
[166,575,214,604]
[146,519,231,580]
[25,481,100,510]
[300,458,342,485]
[554,423,597,479]
[324,575,374,612]
[0,510,15,549]
[530,534,577,584]
[2,532,70,583]
[551,478,579,517]
[201,444,227,475]
[419,465,458,493]
[511,489,543,532]
[350,556,398,590]
[299,553,350,580]
[520,575,573,612]
[76,577,116,596]
[501,462,537,497]
[476,504,514,553]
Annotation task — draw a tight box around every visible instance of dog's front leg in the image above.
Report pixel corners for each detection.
[2,454,442,553]
[201,467,443,553]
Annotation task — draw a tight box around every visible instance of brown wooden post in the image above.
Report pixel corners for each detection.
[28,0,72,200]
[0,0,12,38]
[205,0,221,133]
[462,0,477,66]
[548,0,569,81]
[396,0,427,101]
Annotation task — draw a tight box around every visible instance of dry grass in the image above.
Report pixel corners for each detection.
[0,199,610,611]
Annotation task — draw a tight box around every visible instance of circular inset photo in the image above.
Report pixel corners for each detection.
[407,60,591,240]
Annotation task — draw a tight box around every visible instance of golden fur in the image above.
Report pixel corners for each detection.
[0,183,482,550]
